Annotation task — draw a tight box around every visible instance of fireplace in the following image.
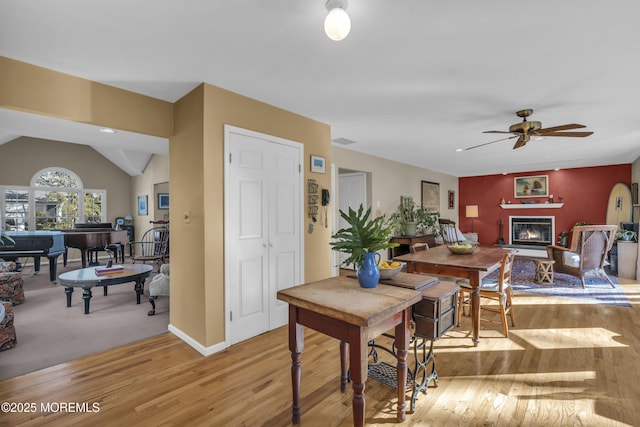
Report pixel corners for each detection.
[509,216,555,247]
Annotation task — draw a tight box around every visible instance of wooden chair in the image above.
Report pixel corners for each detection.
[439,218,467,245]
[409,242,429,253]
[128,226,169,272]
[546,225,617,288]
[457,252,516,338]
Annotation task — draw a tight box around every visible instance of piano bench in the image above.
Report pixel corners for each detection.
[88,244,124,265]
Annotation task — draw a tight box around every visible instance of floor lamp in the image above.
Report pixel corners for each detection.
[466,205,479,233]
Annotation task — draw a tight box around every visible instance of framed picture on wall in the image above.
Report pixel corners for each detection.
[310,155,326,173]
[448,190,455,209]
[421,180,440,212]
[137,195,148,216]
[158,193,170,209]
[514,175,549,198]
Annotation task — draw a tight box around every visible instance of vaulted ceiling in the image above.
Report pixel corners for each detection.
[1,1,639,177]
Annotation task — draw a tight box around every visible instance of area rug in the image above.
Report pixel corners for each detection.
[0,261,170,381]
[484,256,631,308]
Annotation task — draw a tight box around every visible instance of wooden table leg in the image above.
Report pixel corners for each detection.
[394,308,410,422]
[288,306,304,424]
[348,330,367,427]
[340,341,349,392]
[470,273,481,346]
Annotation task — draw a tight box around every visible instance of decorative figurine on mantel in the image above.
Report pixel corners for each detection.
[500,197,506,205]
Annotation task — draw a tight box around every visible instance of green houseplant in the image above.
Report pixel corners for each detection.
[0,232,14,246]
[616,230,637,242]
[330,204,397,288]
[388,196,440,237]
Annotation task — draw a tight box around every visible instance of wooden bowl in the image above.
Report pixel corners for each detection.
[447,244,478,255]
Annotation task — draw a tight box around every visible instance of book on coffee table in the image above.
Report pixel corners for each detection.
[95,265,124,275]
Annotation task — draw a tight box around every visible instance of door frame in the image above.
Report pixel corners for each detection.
[223,124,304,348]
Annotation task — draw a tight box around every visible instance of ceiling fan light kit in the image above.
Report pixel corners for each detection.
[466,108,593,151]
[324,0,350,41]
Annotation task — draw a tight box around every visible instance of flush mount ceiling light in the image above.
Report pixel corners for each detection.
[99,127,117,134]
[324,0,351,41]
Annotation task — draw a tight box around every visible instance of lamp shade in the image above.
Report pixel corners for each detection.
[466,205,479,218]
[324,0,350,41]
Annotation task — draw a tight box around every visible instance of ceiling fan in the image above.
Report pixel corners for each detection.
[464,109,593,151]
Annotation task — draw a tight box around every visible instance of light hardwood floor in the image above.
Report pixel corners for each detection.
[1,278,639,426]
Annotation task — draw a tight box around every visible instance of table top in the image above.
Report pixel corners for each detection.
[58,264,153,287]
[394,245,509,272]
[277,276,422,328]
[348,271,439,290]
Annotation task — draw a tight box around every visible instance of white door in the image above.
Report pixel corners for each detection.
[225,126,303,345]
[337,172,367,268]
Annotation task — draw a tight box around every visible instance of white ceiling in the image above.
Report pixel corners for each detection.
[1,1,639,177]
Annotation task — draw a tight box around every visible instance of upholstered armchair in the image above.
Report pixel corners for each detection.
[0,300,16,351]
[0,261,25,305]
[148,263,169,316]
[546,225,618,288]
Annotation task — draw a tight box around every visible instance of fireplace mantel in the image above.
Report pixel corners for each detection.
[500,203,564,209]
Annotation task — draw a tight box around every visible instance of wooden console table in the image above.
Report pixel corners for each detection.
[277,276,422,426]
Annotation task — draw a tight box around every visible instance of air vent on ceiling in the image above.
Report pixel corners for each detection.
[332,137,357,145]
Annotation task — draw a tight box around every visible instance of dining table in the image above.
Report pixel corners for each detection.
[394,244,512,346]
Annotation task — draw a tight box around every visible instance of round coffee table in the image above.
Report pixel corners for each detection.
[58,264,153,314]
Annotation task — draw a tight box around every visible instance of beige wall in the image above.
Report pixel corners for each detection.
[0,56,173,138]
[131,154,169,239]
[170,83,332,348]
[331,145,459,224]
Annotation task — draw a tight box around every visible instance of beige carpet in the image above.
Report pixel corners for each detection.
[0,259,169,381]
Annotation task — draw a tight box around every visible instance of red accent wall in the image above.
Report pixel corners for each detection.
[458,164,632,245]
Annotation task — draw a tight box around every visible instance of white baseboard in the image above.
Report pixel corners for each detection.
[167,324,226,356]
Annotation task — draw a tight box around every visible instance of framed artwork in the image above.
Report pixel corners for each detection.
[514,175,549,198]
[158,193,170,209]
[448,190,455,209]
[421,180,440,212]
[137,195,148,216]
[632,182,638,205]
[310,155,326,174]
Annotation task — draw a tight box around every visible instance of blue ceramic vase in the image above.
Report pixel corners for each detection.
[357,252,381,288]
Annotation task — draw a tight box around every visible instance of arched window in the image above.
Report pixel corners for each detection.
[2,168,106,231]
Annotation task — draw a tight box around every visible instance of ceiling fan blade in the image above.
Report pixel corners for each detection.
[482,130,514,134]
[537,131,594,137]
[463,136,516,151]
[512,135,529,149]
[538,123,586,132]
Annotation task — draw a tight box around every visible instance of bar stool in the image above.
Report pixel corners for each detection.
[534,259,555,285]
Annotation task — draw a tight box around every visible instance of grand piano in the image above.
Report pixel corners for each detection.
[0,231,66,281]
[0,225,130,281]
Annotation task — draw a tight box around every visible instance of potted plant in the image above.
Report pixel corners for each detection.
[0,232,14,246]
[330,204,398,288]
[388,196,440,237]
[616,230,638,242]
